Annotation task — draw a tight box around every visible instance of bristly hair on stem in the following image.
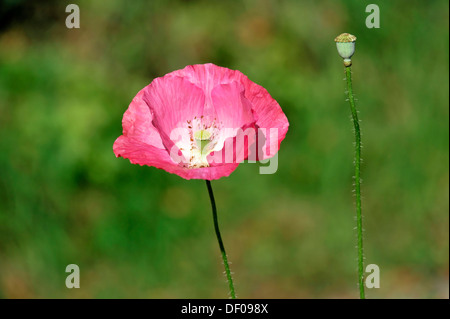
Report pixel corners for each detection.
[335,33,365,299]
[205,180,236,299]
[345,65,365,299]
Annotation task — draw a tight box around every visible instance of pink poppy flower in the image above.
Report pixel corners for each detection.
[113,63,289,180]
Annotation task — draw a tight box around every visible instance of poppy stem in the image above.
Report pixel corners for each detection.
[345,66,365,299]
[205,180,236,299]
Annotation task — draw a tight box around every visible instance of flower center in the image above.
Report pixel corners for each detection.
[174,116,222,169]
[194,129,212,155]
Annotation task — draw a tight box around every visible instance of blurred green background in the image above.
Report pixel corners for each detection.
[0,0,448,299]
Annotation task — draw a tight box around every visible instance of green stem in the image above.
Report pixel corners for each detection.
[345,66,365,299]
[205,180,236,299]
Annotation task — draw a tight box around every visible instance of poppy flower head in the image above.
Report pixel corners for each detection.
[113,63,289,180]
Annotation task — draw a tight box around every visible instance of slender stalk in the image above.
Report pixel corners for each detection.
[205,180,236,299]
[345,66,365,299]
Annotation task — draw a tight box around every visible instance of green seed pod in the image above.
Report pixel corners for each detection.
[194,129,212,154]
[335,33,357,67]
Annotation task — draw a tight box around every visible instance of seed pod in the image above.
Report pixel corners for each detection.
[335,33,357,67]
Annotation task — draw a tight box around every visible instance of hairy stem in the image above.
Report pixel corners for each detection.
[345,66,365,299]
[205,180,236,299]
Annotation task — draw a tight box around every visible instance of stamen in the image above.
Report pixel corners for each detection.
[175,117,222,169]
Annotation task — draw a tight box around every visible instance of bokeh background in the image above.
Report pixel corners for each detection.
[0,0,448,299]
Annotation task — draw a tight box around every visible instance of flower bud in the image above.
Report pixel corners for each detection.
[335,33,356,67]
